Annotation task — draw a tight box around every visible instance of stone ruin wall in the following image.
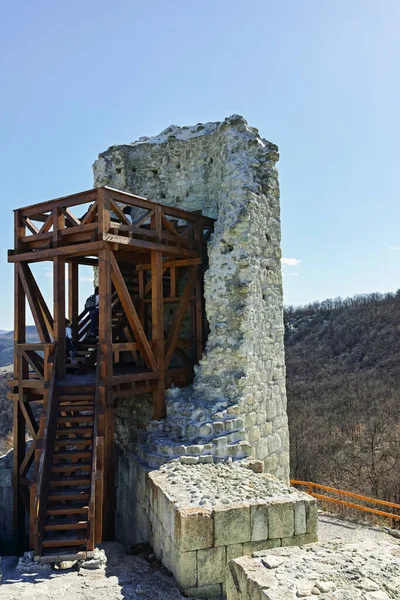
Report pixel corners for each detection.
[93,115,289,482]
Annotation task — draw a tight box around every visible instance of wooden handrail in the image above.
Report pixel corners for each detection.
[291,480,400,521]
[34,350,58,557]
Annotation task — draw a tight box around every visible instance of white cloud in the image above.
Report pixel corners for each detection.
[80,276,94,282]
[389,246,400,250]
[281,257,302,266]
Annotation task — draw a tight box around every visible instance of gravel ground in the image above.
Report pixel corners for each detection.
[0,542,194,600]
[1,514,397,599]
[317,511,399,545]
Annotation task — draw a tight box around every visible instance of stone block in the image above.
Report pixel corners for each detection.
[174,507,214,551]
[243,538,280,556]
[171,546,197,589]
[158,490,176,538]
[267,499,294,539]
[227,543,244,562]
[214,504,251,546]
[250,504,268,541]
[197,546,226,586]
[294,500,306,535]
[184,584,223,599]
[135,502,150,542]
[281,532,318,547]
[305,497,318,535]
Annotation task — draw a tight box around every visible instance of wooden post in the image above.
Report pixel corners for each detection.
[97,188,110,239]
[13,396,26,553]
[151,250,165,419]
[68,261,79,341]
[98,248,114,539]
[53,256,65,378]
[194,217,204,362]
[195,265,204,362]
[13,210,27,551]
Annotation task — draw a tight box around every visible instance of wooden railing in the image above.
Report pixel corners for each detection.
[87,351,104,550]
[291,480,400,521]
[16,343,54,385]
[11,186,214,258]
[33,351,58,557]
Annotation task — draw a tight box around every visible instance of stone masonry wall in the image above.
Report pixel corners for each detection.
[115,455,317,599]
[93,115,289,482]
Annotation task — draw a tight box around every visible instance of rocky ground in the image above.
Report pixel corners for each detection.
[0,513,398,599]
[228,539,400,599]
[0,542,195,600]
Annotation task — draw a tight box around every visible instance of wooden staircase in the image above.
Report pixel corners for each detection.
[67,268,139,375]
[34,356,103,562]
[41,391,94,555]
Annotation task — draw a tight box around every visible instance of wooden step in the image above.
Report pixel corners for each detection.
[53,450,92,460]
[42,537,87,548]
[57,416,93,424]
[46,505,89,516]
[38,550,87,563]
[44,520,88,531]
[51,464,91,474]
[54,440,92,448]
[50,477,91,487]
[57,385,96,394]
[58,402,94,412]
[59,395,94,402]
[56,428,93,436]
[48,491,89,502]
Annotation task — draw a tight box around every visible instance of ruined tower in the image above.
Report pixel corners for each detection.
[93,115,289,482]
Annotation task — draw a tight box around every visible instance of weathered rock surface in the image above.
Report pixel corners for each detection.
[226,540,400,600]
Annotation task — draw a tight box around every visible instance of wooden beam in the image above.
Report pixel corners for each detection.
[52,207,65,246]
[19,400,39,438]
[110,253,158,371]
[21,217,39,235]
[97,188,110,239]
[79,200,98,227]
[61,207,80,227]
[164,267,197,369]
[19,441,36,479]
[17,188,97,217]
[136,257,202,271]
[23,265,54,338]
[8,240,105,263]
[13,215,26,369]
[68,261,79,340]
[38,213,53,234]
[98,248,114,541]
[53,256,66,378]
[110,199,131,226]
[18,264,51,344]
[102,233,200,258]
[151,250,165,420]
[13,397,26,553]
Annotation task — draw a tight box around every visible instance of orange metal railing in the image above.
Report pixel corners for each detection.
[291,480,400,521]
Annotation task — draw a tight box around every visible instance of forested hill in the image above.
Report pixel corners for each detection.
[285,291,400,502]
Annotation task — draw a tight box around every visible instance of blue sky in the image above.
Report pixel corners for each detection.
[1,0,400,329]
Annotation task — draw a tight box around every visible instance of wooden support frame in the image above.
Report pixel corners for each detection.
[10,185,213,556]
